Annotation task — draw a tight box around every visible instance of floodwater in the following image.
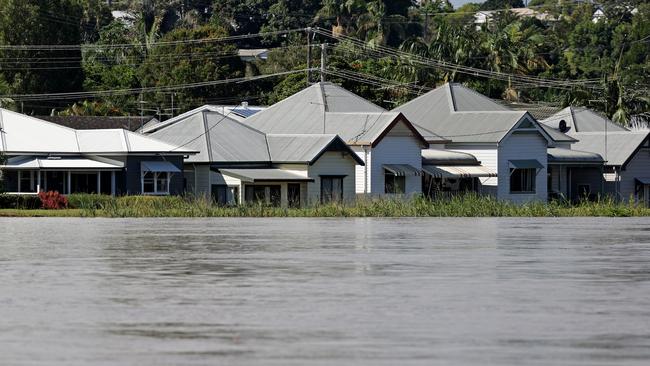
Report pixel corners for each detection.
[1,218,650,366]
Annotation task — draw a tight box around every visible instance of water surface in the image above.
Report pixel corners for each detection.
[1,217,650,365]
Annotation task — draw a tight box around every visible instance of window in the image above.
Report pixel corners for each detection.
[244,185,281,207]
[213,185,239,205]
[19,171,34,192]
[384,171,405,194]
[142,172,170,195]
[510,168,536,193]
[321,176,344,203]
[143,172,155,193]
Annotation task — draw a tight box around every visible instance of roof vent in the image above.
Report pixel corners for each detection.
[241,101,249,108]
[559,120,569,133]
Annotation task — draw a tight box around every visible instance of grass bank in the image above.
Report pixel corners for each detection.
[0,194,649,218]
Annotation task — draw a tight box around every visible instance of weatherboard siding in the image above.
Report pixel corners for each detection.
[447,145,499,189]
[497,132,548,203]
[307,151,357,204]
[192,164,211,197]
[619,147,650,201]
[352,147,371,195]
[370,135,422,196]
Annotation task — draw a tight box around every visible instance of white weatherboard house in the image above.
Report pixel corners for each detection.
[148,111,363,207]
[394,83,559,203]
[541,107,650,205]
[241,82,437,197]
[0,108,194,195]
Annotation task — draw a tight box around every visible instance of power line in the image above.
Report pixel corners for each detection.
[1,69,316,101]
[0,28,308,51]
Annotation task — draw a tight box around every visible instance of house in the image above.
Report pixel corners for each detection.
[237,49,269,62]
[0,109,194,196]
[394,83,559,203]
[541,107,650,205]
[139,103,265,133]
[474,8,555,29]
[39,115,158,132]
[148,111,363,207]
[240,82,438,197]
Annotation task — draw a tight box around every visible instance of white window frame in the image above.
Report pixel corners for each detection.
[141,171,171,195]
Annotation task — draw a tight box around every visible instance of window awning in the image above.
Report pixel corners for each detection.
[220,168,314,183]
[383,164,422,176]
[635,177,650,185]
[509,159,544,169]
[141,161,181,173]
[1,156,123,170]
[422,165,497,178]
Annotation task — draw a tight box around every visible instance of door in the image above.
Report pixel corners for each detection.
[288,183,301,208]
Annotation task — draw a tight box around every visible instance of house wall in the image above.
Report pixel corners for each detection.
[446,144,498,196]
[619,147,650,201]
[370,133,423,196]
[188,164,211,197]
[568,166,604,201]
[125,155,184,195]
[307,151,357,204]
[351,146,371,195]
[497,132,548,203]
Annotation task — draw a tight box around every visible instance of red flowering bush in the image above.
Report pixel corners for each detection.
[38,191,69,210]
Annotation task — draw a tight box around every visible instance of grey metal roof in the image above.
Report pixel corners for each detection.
[219,168,314,182]
[393,83,551,144]
[383,164,422,176]
[541,107,628,133]
[39,115,156,132]
[266,134,361,164]
[242,82,436,145]
[539,123,578,142]
[149,111,269,164]
[570,131,650,167]
[547,147,604,163]
[0,108,193,155]
[421,149,479,165]
[149,111,363,165]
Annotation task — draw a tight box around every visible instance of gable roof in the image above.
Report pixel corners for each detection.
[541,107,628,134]
[149,111,363,165]
[0,108,192,155]
[38,115,156,132]
[393,83,554,144]
[149,111,269,163]
[570,131,649,167]
[242,82,436,146]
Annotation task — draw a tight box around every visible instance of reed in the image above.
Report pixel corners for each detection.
[52,193,650,218]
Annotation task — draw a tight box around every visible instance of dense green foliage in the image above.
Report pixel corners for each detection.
[0,0,647,124]
[2,193,650,217]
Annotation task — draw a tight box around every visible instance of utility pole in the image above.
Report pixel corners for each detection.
[171,93,175,118]
[423,12,429,42]
[320,43,327,83]
[306,28,312,85]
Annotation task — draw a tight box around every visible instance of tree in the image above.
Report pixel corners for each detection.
[138,24,245,113]
[480,0,525,11]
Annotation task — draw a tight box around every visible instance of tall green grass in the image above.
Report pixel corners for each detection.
[60,193,650,218]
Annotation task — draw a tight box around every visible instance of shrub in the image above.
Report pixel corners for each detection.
[0,194,41,209]
[38,191,68,209]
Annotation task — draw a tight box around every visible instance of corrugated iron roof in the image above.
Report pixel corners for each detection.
[220,168,314,182]
[547,147,604,163]
[541,107,628,133]
[38,115,156,132]
[242,82,436,145]
[393,83,551,143]
[149,111,363,165]
[0,109,192,155]
[570,131,649,167]
[421,149,479,165]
